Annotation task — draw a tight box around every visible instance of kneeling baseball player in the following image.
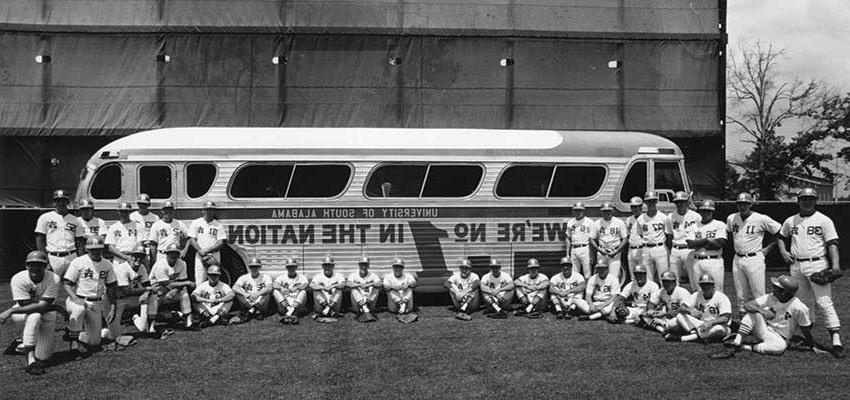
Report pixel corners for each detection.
[576,262,620,321]
[233,257,273,320]
[615,264,659,324]
[310,255,346,318]
[192,265,234,327]
[383,258,417,316]
[514,259,549,318]
[110,244,154,338]
[274,257,309,324]
[639,271,691,335]
[664,274,731,343]
[148,244,195,331]
[480,258,514,319]
[64,237,118,355]
[445,259,480,320]
[347,257,381,322]
[548,257,586,319]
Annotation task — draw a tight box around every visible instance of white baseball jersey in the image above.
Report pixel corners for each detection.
[113,261,150,287]
[726,212,780,255]
[626,215,643,247]
[620,280,660,308]
[78,216,107,240]
[193,281,233,300]
[633,212,672,245]
[130,211,159,241]
[148,219,188,249]
[274,273,309,292]
[35,211,84,252]
[693,219,727,257]
[11,270,61,302]
[669,210,701,245]
[753,294,812,339]
[105,220,142,253]
[780,211,838,259]
[188,218,227,250]
[596,217,628,250]
[585,274,620,302]
[480,272,513,292]
[650,286,691,312]
[688,290,732,324]
[549,272,585,299]
[64,255,116,298]
[447,272,480,292]
[346,271,381,288]
[234,273,273,295]
[515,273,549,291]
[149,259,189,283]
[566,217,597,245]
[383,272,417,289]
[311,272,346,290]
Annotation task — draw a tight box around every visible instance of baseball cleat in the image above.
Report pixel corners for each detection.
[455,312,472,321]
[25,360,46,376]
[526,311,543,319]
[514,310,527,317]
[577,315,591,321]
[664,334,681,342]
[832,345,846,359]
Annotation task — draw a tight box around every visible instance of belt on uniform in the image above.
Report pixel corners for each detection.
[78,296,102,301]
[48,251,74,257]
[644,243,665,248]
[571,244,588,248]
[673,244,690,250]
[793,257,822,262]
[629,245,643,250]
[695,255,720,260]
[736,252,760,258]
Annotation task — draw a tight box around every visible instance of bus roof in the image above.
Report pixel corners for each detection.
[97,128,682,159]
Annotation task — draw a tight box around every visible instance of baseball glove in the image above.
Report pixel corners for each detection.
[613,304,630,324]
[3,338,23,355]
[397,313,419,324]
[810,269,843,285]
[313,315,339,323]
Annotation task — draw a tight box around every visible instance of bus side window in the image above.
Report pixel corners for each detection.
[654,161,685,192]
[548,166,606,197]
[619,161,647,203]
[365,165,427,198]
[421,165,483,197]
[186,163,216,199]
[230,164,293,198]
[496,165,553,197]
[287,164,351,198]
[91,163,121,200]
[139,165,172,199]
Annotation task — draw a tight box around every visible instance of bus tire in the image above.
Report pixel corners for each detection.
[220,246,247,286]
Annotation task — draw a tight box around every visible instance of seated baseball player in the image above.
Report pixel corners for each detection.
[713,275,815,358]
[347,257,381,322]
[639,271,691,335]
[548,257,586,319]
[664,274,731,343]
[109,244,153,338]
[0,251,62,375]
[273,257,309,324]
[576,262,620,321]
[445,259,480,320]
[148,243,195,332]
[309,255,346,318]
[615,265,659,324]
[63,237,118,354]
[514,258,549,318]
[233,257,273,320]
[480,257,514,318]
[191,265,234,328]
[383,258,417,315]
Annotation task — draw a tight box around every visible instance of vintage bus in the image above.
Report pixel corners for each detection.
[75,128,690,289]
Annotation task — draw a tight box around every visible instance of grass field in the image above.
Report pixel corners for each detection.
[1,272,848,400]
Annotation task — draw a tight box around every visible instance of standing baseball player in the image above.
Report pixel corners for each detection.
[273,257,309,324]
[310,255,346,317]
[445,259,480,320]
[664,274,731,343]
[616,265,659,324]
[566,202,598,278]
[726,192,780,312]
[192,265,234,328]
[63,237,117,354]
[105,202,142,263]
[576,262,620,321]
[347,257,382,322]
[35,189,84,280]
[188,201,227,286]
[514,258,549,318]
[77,199,107,242]
[669,191,700,288]
[148,243,195,332]
[233,257,273,320]
[777,188,843,358]
[548,257,586,319]
[130,193,159,248]
[479,258,515,319]
[625,196,645,280]
[594,202,628,281]
[148,201,188,263]
[640,271,691,335]
[0,251,61,375]
[686,200,727,292]
[632,191,672,282]
[383,258,417,315]
[109,244,153,338]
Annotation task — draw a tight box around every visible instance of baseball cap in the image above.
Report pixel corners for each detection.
[644,191,659,201]
[771,275,799,294]
[206,265,222,276]
[78,199,94,209]
[52,189,70,200]
[572,202,585,210]
[629,197,644,207]
[85,237,105,250]
[248,257,262,268]
[697,199,716,211]
[736,193,754,203]
[137,193,151,205]
[797,188,817,199]
[527,258,541,268]
[25,250,48,265]
[600,202,614,211]
[673,191,689,203]
[321,255,334,266]
[164,243,181,254]
[633,265,647,274]
[392,258,405,268]
[118,202,133,211]
[698,274,715,284]
[660,271,677,281]
[358,256,370,265]
[459,259,472,269]
[130,244,146,256]
[489,258,501,268]
[203,201,217,209]
[285,257,298,268]
[559,256,572,266]
[161,201,175,209]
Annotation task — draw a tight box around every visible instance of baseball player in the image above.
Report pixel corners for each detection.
[148,201,188,262]
[109,244,153,338]
[0,251,61,375]
[192,265,234,328]
[479,258,515,319]
[640,271,691,335]
[105,202,142,263]
[664,274,731,343]
[233,257,273,320]
[726,192,781,312]
[130,193,159,248]
[576,262,620,321]
[63,237,117,354]
[715,275,815,358]
[77,199,107,242]
[35,189,84,280]
[616,265,659,324]
[383,258,417,315]
[686,200,727,292]
[669,191,700,288]
[347,257,382,321]
[309,255,346,317]
[514,258,549,318]
[188,201,227,286]
[566,202,598,278]
[777,188,843,358]
[273,257,309,324]
[625,196,645,280]
[148,243,195,332]
[631,191,672,282]
[594,202,628,281]
[445,259,480,320]
[548,257,586,319]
